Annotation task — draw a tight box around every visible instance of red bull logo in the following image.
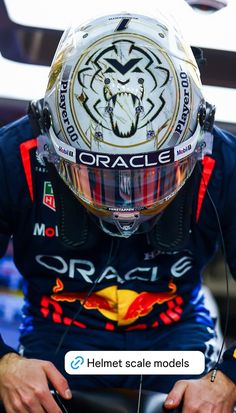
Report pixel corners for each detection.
[49,278,178,326]
[122,283,177,320]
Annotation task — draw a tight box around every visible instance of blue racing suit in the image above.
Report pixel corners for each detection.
[0,115,236,392]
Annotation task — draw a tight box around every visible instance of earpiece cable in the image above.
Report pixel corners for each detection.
[137,374,143,413]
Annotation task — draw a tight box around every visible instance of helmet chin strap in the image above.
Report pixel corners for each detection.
[98,212,163,238]
[100,211,141,238]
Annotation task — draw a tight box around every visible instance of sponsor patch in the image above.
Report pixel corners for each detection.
[43,181,56,211]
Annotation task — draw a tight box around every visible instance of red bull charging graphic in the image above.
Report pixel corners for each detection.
[40,278,184,330]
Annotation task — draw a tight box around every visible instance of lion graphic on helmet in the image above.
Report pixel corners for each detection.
[75,39,171,141]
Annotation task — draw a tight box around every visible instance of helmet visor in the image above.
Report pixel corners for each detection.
[57,154,197,214]
[49,121,202,215]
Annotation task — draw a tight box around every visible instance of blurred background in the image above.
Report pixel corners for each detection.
[0,0,236,349]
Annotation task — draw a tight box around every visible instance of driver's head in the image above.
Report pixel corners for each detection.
[43,11,206,238]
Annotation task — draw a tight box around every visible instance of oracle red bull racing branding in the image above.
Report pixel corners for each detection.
[37,254,193,330]
[35,254,193,281]
[40,277,184,330]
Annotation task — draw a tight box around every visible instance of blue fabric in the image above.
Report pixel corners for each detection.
[20,321,218,392]
[0,116,236,384]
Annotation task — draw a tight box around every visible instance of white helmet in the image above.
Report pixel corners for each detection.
[43,12,206,237]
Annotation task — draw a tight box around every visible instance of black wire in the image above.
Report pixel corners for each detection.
[137,374,143,413]
[53,390,69,413]
[54,238,114,356]
[197,161,230,378]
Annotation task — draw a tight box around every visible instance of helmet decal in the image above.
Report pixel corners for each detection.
[60,33,180,151]
[74,39,170,142]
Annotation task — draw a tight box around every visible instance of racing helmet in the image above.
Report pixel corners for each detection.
[43,12,206,238]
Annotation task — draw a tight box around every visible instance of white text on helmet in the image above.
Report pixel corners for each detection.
[78,151,172,169]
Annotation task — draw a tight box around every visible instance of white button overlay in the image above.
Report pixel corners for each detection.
[65,351,205,375]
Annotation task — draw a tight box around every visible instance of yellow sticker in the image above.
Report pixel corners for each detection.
[233,349,236,359]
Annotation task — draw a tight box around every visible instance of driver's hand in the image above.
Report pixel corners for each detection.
[0,353,72,413]
[164,370,236,413]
